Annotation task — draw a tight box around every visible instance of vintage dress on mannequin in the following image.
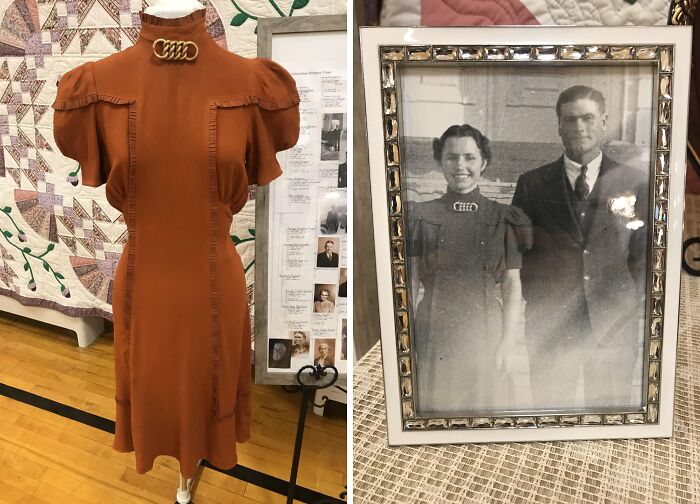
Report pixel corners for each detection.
[50,9,300,478]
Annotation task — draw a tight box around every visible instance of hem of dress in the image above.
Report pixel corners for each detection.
[120,451,239,480]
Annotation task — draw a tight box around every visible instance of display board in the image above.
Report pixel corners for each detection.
[255,15,348,386]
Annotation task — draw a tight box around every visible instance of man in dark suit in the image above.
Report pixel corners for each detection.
[338,160,347,188]
[324,205,340,234]
[317,240,339,268]
[511,85,648,410]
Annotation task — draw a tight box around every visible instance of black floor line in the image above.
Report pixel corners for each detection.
[0,382,344,504]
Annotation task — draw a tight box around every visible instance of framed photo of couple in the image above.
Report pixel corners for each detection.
[360,26,691,445]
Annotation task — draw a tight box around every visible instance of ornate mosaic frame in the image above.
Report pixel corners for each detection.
[361,27,691,445]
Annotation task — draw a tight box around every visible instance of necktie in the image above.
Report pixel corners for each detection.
[575,164,589,201]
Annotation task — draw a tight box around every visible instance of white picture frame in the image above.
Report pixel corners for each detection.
[360,26,691,445]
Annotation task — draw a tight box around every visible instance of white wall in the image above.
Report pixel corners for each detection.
[399,63,654,147]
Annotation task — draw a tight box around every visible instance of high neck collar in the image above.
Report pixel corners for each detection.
[442,187,482,203]
[137,8,208,42]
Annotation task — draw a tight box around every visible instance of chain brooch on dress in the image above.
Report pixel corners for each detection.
[153,38,199,61]
[452,202,479,212]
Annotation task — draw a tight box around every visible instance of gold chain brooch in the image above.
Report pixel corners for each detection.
[153,38,199,61]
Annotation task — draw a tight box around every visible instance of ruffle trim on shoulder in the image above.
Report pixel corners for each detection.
[51,60,135,111]
[212,57,301,111]
[51,93,134,111]
[211,93,300,111]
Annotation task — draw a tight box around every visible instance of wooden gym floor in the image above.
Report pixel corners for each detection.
[0,312,347,503]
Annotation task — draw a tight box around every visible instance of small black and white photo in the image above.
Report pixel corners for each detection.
[321,113,346,161]
[313,284,337,314]
[268,339,292,369]
[399,64,654,417]
[339,318,347,361]
[338,268,347,298]
[338,138,347,188]
[318,193,348,235]
[313,338,336,367]
[316,237,341,268]
[290,330,310,358]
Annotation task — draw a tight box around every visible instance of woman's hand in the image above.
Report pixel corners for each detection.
[495,339,518,374]
[498,269,524,374]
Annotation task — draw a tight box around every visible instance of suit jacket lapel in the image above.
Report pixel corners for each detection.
[590,155,613,198]
[584,155,614,238]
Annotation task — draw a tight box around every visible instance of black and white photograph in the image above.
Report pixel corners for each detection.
[321,113,346,161]
[400,64,653,417]
[268,339,292,369]
[339,318,347,361]
[316,237,341,268]
[313,283,337,314]
[338,145,347,188]
[290,330,310,358]
[313,338,336,367]
[319,193,348,235]
[338,268,347,298]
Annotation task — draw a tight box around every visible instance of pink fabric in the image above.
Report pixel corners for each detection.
[422,0,539,26]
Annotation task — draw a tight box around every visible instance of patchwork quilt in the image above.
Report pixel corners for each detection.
[382,0,673,26]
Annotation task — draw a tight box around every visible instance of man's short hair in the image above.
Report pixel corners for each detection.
[556,85,606,118]
[325,240,334,246]
[320,289,330,296]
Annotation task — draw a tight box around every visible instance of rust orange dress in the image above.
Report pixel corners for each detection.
[50,9,300,478]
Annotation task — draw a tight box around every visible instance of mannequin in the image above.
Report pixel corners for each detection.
[144,0,205,18]
[142,4,206,503]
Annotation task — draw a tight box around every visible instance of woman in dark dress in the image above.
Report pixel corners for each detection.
[407,124,532,415]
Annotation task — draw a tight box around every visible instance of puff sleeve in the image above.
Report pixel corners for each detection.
[51,61,106,187]
[503,205,533,270]
[245,59,301,186]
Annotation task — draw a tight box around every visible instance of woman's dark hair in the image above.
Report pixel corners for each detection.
[432,124,492,164]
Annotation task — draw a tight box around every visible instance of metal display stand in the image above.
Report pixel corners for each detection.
[174,365,346,504]
[286,364,344,504]
[683,237,700,275]
[684,148,700,276]
[174,459,202,503]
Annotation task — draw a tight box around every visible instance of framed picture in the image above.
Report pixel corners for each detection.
[254,15,348,386]
[360,26,691,444]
